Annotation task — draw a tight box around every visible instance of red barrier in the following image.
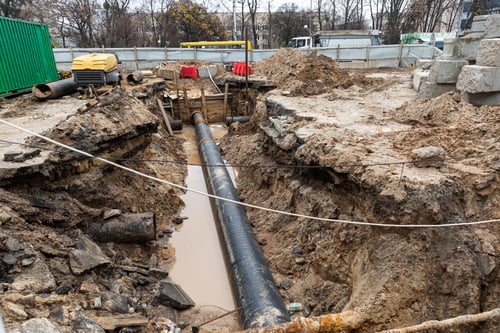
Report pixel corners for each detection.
[232,62,252,76]
[180,65,198,79]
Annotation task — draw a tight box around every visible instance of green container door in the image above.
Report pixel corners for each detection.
[0,16,59,97]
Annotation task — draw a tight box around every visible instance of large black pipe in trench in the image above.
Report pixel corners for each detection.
[192,111,290,329]
[32,78,77,100]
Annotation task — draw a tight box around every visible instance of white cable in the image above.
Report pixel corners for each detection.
[1,118,499,228]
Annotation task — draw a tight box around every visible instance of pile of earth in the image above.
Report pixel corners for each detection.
[253,48,384,96]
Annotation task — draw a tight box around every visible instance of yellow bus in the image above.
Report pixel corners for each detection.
[180,40,252,50]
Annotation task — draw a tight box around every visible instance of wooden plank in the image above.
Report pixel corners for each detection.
[157,98,174,136]
[92,314,149,331]
[174,70,181,119]
[223,83,228,118]
[182,87,188,120]
[200,87,208,122]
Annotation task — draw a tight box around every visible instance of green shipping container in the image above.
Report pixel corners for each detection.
[0,16,59,97]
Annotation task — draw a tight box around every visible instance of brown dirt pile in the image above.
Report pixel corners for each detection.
[253,49,381,96]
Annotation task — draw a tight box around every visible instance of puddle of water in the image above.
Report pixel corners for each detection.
[169,126,236,310]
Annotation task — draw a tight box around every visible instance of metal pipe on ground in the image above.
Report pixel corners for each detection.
[170,119,183,131]
[126,71,144,85]
[192,111,290,329]
[225,116,250,126]
[32,78,77,100]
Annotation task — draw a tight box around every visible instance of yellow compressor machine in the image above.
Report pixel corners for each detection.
[71,53,122,86]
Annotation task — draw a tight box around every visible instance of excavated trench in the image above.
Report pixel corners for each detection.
[1,61,499,332]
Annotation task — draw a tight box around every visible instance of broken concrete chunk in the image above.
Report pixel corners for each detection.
[6,237,22,251]
[69,234,111,275]
[18,318,62,333]
[102,293,131,314]
[72,311,105,333]
[11,255,57,293]
[478,255,496,276]
[2,301,28,320]
[2,254,17,266]
[476,39,500,67]
[3,150,23,161]
[457,65,500,93]
[103,208,122,220]
[158,281,195,309]
[23,149,41,159]
[411,146,446,168]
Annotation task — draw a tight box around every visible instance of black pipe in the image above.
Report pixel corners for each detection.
[32,78,77,100]
[126,70,144,85]
[225,116,250,126]
[192,112,290,329]
[169,119,183,131]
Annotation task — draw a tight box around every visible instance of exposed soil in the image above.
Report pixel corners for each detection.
[0,50,499,333]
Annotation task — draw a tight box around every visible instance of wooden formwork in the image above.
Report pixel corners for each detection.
[168,87,233,124]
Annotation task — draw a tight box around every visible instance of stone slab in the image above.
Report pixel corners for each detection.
[457,65,500,93]
[418,81,456,98]
[444,37,482,61]
[415,59,433,69]
[412,70,429,91]
[198,65,217,78]
[476,38,500,66]
[485,14,500,38]
[428,59,468,84]
[461,91,500,106]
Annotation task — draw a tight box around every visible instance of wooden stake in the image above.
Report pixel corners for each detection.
[201,87,208,123]
[223,83,229,119]
[157,98,174,136]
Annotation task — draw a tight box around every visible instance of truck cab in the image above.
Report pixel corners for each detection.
[290,30,381,49]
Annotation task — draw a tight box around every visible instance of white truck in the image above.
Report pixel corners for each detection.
[289,30,381,49]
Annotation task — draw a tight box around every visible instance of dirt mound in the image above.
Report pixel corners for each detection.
[254,49,381,96]
[392,91,481,127]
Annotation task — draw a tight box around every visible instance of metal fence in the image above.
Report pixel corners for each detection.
[53,44,440,71]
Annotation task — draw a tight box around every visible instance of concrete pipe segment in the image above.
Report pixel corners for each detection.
[32,77,77,100]
[192,112,290,329]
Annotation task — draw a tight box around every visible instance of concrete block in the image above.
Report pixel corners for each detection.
[445,37,481,61]
[477,38,500,66]
[156,68,176,80]
[418,81,456,98]
[442,38,457,57]
[412,70,429,91]
[470,15,488,33]
[457,65,500,93]
[198,65,217,78]
[428,59,468,84]
[461,91,500,106]
[415,59,434,69]
[485,14,500,38]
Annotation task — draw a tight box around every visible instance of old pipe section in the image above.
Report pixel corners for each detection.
[32,78,77,100]
[192,111,290,329]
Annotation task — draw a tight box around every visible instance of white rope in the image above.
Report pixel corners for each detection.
[1,118,499,228]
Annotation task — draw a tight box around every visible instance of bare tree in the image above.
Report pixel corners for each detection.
[337,0,366,29]
[369,0,387,30]
[246,0,259,48]
[0,0,32,18]
[384,0,408,43]
[164,0,228,46]
[271,3,309,47]
[56,0,101,47]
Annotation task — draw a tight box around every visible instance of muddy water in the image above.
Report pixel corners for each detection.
[169,125,236,310]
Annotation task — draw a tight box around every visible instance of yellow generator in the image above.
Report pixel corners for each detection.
[71,53,122,86]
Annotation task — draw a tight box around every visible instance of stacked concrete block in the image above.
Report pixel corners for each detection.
[415,14,500,102]
[457,38,500,106]
[418,59,468,97]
